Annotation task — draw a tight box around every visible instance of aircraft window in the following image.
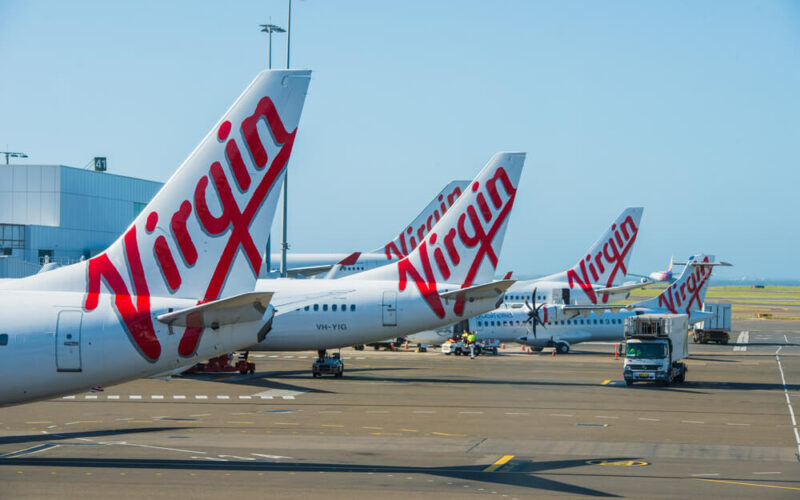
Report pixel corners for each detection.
[579,319,583,325]
[323,304,328,312]
[313,304,319,311]
[477,321,482,327]
[332,304,338,311]
[605,319,609,324]
[593,319,598,325]
[502,321,507,326]
[342,305,347,313]
[560,321,564,325]
[350,305,356,312]
[0,334,7,346]
[304,306,310,311]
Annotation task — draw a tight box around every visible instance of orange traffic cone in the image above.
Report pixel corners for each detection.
[614,344,618,360]
[552,349,556,357]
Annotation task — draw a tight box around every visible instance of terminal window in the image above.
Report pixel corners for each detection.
[0,224,24,249]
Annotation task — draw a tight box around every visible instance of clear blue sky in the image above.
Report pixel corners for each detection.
[1,1,798,280]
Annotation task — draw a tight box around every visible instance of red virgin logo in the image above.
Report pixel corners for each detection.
[566,215,639,304]
[657,257,712,315]
[397,167,516,318]
[84,97,297,362]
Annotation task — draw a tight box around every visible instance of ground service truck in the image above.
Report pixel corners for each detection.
[692,303,731,344]
[624,314,689,386]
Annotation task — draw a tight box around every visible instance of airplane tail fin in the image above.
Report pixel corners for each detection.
[638,254,715,316]
[371,180,471,262]
[352,152,526,315]
[565,207,643,303]
[85,70,311,304]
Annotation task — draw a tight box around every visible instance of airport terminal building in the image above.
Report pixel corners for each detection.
[0,164,162,278]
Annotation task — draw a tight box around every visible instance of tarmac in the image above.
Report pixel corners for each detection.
[1,318,799,498]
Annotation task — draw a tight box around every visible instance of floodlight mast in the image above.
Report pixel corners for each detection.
[1,152,28,165]
[259,23,285,69]
[281,0,292,278]
[259,19,287,276]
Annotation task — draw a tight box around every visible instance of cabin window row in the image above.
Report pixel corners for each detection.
[296,304,357,312]
[477,318,624,327]
[504,294,545,301]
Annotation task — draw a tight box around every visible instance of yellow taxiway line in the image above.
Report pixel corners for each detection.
[483,455,515,472]
[693,478,800,491]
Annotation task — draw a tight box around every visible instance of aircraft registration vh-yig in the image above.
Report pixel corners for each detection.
[0,70,311,406]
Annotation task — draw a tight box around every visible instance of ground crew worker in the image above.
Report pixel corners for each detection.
[468,332,477,359]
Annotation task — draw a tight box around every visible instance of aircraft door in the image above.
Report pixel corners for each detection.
[382,291,397,326]
[561,288,571,305]
[56,311,83,372]
[453,319,470,334]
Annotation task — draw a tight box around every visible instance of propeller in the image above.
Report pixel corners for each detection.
[523,288,547,339]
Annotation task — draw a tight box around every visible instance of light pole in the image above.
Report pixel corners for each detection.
[1,152,28,165]
[259,23,285,69]
[280,0,292,277]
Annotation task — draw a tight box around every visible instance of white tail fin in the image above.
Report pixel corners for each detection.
[373,180,470,261]
[352,152,525,317]
[638,254,715,315]
[75,70,310,361]
[565,207,643,303]
[85,70,310,301]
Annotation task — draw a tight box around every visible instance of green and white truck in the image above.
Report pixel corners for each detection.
[623,314,689,387]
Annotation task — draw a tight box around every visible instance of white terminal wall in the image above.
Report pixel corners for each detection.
[0,165,162,269]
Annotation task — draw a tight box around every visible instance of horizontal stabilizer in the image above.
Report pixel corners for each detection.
[439,279,516,302]
[673,261,733,267]
[156,291,274,328]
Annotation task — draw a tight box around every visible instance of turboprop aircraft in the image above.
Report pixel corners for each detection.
[262,180,470,278]
[405,207,646,347]
[438,254,727,354]
[0,69,311,406]
[243,152,526,374]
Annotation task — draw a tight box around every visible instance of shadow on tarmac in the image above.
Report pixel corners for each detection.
[0,455,620,497]
[0,426,189,446]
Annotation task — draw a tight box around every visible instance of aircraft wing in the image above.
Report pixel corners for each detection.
[288,252,362,279]
[156,292,274,328]
[594,281,652,295]
[439,279,516,303]
[285,264,334,278]
[560,303,636,319]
